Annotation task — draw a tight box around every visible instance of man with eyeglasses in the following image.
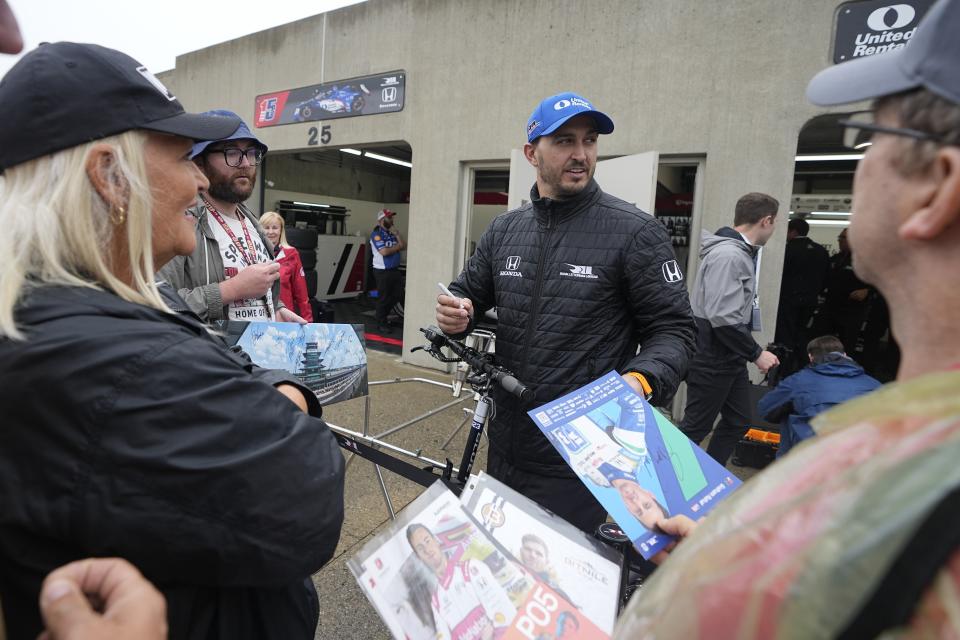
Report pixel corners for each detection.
[613,0,960,637]
[160,110,305,325]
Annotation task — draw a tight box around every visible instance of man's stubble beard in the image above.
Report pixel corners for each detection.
[206,168,257,204]
[537,153,593,200]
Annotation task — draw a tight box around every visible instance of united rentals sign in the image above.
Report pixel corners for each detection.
[833,0,934,63]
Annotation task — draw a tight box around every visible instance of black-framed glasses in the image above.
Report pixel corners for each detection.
[209,146,264,167]
[839,110,945,151]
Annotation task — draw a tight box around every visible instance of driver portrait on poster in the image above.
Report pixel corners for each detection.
[349,483,611,640]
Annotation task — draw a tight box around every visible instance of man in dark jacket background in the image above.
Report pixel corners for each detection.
[436,91,696,533]
[774,218,830,373]
[679,193,781,466]
[758,335,880,456]
[811,228,896,379]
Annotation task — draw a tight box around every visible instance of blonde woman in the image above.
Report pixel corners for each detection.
[0,43,344,640]
[260,211,313,322]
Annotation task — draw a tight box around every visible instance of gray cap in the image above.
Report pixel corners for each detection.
[806,0,960,106]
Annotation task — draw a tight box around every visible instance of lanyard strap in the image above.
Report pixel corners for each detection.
[203,197,259,267]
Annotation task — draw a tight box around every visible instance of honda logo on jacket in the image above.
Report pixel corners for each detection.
[662,260,683,283]
[499,255,523,278]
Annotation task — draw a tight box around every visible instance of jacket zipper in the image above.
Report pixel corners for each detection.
[519,212,555,383]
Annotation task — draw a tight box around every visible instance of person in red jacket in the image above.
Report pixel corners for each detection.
[260,211,313,322]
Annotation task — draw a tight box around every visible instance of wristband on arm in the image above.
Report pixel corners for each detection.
[624,371,654,400]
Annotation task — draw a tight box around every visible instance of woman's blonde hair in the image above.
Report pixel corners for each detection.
[259,211,289,247]
[0,130,170,339]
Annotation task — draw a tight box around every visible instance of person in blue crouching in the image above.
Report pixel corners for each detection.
[758,335,881,457]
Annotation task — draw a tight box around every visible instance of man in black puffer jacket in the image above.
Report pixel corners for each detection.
[437,92,695,533]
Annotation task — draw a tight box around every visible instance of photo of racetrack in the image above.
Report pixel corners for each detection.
[236,322,369,405]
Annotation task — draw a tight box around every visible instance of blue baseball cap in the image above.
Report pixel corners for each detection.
[526,92,614,143]
[190,109,268,159]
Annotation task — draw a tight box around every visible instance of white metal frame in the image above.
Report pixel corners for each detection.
[334,375,470,519]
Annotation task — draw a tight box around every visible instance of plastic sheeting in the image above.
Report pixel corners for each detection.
[614,370,960,639]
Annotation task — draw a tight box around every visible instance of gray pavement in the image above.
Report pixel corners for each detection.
[310,349,761,639]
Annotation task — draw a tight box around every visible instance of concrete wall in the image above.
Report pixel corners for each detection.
[160,0,855,368]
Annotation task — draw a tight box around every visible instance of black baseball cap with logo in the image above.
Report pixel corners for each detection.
[0,41,241,171]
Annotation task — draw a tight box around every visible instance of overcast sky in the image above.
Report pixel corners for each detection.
[1,0,366,79]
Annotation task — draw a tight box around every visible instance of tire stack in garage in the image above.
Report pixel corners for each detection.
[285,227,334,323]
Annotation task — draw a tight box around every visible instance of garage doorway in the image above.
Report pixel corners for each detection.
[261,142,412,353]
[456,162,510,270]
[780,115,898,381]
[654,157,705,281]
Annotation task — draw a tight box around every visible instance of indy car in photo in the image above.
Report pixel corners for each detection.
[292,83,371,121]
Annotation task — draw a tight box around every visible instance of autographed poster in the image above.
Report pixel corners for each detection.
[235,321,368,405]
[461,473,621,634]
[349,483,609,640]
[527,372,742,559]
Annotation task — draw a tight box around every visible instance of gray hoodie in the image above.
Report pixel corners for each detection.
[688,227,763,370]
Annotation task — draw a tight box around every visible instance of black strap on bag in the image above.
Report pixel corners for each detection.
[838,484,960,639]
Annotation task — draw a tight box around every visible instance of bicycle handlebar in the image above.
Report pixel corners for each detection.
[421,326,534,402]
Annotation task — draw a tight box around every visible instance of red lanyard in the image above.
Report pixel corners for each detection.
[203,196,259,267]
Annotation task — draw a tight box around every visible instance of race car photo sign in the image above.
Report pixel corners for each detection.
[254,70,405,127]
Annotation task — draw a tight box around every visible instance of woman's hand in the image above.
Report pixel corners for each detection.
[651,514,700,565]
